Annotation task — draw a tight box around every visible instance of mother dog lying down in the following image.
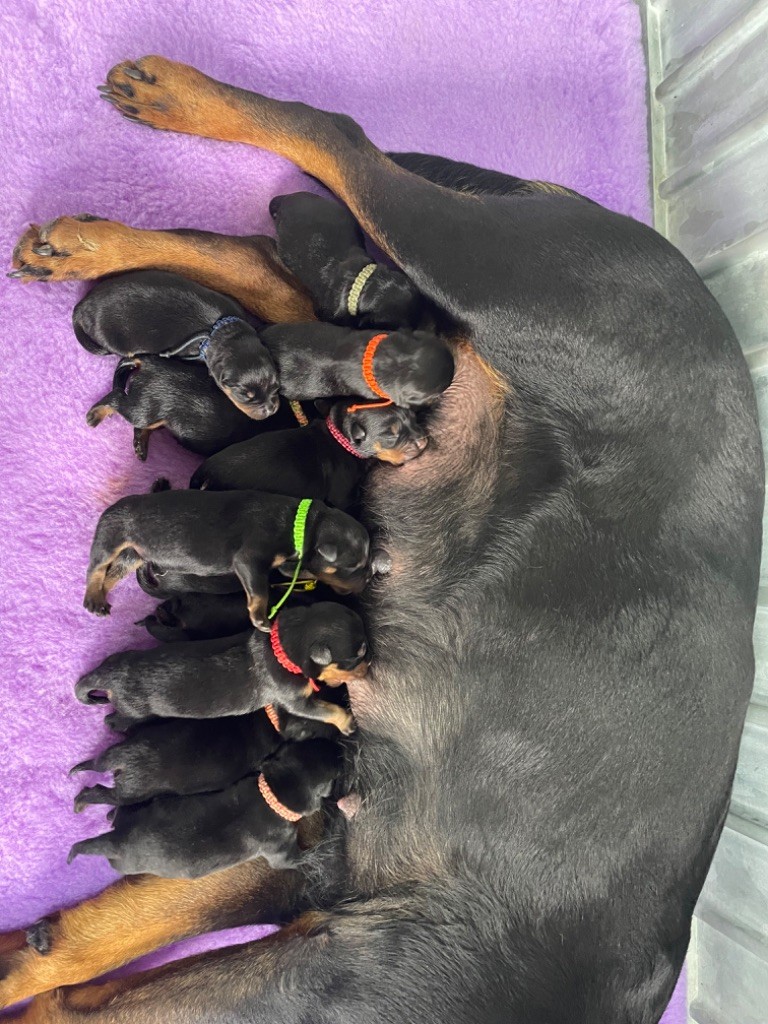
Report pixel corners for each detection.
[3,55,763,1024]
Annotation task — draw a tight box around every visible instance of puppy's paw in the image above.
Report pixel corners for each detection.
[335,710,357,737]
[101,56,214,135]
[104,712,135,734]
[83,592,110,616]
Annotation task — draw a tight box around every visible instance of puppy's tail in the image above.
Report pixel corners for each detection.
[67,833,115,864]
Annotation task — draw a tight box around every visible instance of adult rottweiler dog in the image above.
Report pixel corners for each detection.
[3,55,763,1024]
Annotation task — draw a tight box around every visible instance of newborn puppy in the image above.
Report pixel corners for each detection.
[73,270,279,419]
[270,191,424,329]
[71,705,337,810]
[137,591,252,641]
[75,602,368,733]
[68,737,343,877]
[190,402,426,507]
[260,323,455,408]
[86,356,275,459]
[84,489,370,629]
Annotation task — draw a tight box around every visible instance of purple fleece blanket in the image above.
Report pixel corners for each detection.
[0,0,684,1019]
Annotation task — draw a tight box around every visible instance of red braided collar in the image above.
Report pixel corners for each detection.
[269,619,320,692]
[325,416,368,459]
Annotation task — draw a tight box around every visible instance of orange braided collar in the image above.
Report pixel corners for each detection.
[264,703,281,733]
[348,333,393,413]
[258,772,302,823]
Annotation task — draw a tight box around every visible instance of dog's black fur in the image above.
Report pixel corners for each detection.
[190,402,427,508]
[86,355,275,459]
[73,270,280,418]
[260,322,455,406]
[270,191,424,328]
[137,591,252,641]
[68,738,344,877]
[4,57,764,1024]
[84,488,370,629]
[75,603,367,732]
[70,707,337,810]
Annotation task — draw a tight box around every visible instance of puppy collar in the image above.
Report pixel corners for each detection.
[258,772,302,823]
[348,333,394,414]
[325,415,368,459]
[161,315,247,363]
[264,703,282,733]
[289,400,309,426]
[347,262,377,317]
[269,617,321,693]
[268,498,313,619]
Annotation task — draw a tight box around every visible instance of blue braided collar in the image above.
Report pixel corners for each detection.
[161,315,246,362]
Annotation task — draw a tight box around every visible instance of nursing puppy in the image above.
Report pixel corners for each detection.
[191,402,427,508]
[260,323,455,407]
[68,738,344,877]
[75,603,368,733]
[71,706,337,810]
[86,356,272,459]
[73,270,279,418]
[270,191,424,328]
[84,489,370,629]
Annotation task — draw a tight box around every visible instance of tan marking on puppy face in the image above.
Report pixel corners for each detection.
[318,660,370,686]
[372,444,407,465]
[221,387,271,420]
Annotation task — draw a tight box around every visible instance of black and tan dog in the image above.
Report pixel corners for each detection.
[84,487,370,629]
[270,190,425,328]
[86,355,275,459]
[71,705,336,810]
[73,270,280,418]
[261,321,454,407]
[3,55,763,1024]
[68,738,344,877]
[190,401,427,507]
[75,603,366,733]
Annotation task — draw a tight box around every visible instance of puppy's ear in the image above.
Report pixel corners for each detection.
[309,642,333,666]
[349,417,367,442]
[317,543,338,563]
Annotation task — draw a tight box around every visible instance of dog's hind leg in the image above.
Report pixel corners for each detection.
[0,859,308,1010]
[11,221,314,322]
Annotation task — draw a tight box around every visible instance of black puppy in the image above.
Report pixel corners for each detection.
[190,402,427,508]
[73,270,280,418]
[70,705,336,810]
[137,591,252,641]
[75,603,368,733]
[260,323,455,408]
[270,191,424,328]
[85,356,275,459]
[67,738,343,877]
[84,488,370,629]
[136,563,243,597]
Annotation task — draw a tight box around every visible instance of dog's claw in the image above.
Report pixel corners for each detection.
[7,270,24,279]
[32,243,54,257]
[113,83,135,98]
[25,919,54,956]
[124,67,145,80]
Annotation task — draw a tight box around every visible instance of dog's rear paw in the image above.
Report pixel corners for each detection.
[9,216,114,283]
[102,56,212,135]
[25,920,54,957]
